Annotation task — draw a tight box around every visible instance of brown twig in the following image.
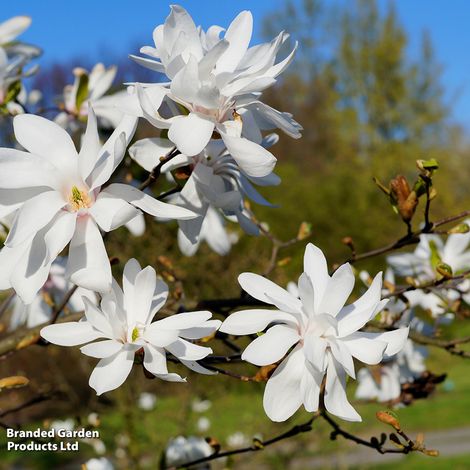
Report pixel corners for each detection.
[139,147,181,191]
[167,416,317,469]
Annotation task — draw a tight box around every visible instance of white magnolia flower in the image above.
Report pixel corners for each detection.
[220,243,409,422]
[165,436,212,470]
[388,231,470,281]
[196,416,211,433]
[83,457,114,470]
[0,16,40,58]
[9,257,96,330]
[226,432,249,448]
[125,5,301,178]
[0,110,195,303]
[130,135,279,255]
[56,63,127,130]
[138,392,157,410]
[356,339,427,403]
[41,258,221,395]
[50,419,75,433]
[191,398,212,413]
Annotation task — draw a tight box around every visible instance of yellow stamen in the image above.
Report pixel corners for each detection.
[69,186,91,211]
[131,327,139,342]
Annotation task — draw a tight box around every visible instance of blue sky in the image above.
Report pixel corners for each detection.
[3,0,470,127]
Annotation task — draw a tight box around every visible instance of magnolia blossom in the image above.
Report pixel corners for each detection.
[165,436,212,470]
[138,392,157,410]
[9,257,95,330]
[388,231,470,280]
[83,458,114,470]
[41,258,221,395]
[0,109,195,303]
[124,5,301,178]
[355,339,427,403]
[55,63,127,130]
[196,417,210,432]
[220,243,409,422]
[130,136,278,255]
[0,16,41,58]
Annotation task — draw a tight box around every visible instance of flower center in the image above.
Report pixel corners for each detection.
[131,327,140,342]
[68,186,92,211]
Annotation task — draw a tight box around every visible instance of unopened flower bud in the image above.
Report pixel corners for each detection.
[376,411,401,430]
[448,223,470,234]
[0,375,29,390]
[436,263,453,279]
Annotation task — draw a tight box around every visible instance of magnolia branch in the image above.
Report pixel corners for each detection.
[139,147,181,191]
[345,209,470,264]
[167,416,317,469]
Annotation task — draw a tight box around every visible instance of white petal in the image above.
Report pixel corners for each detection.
[179,320,222,340]
[104,183,196,220]
[217,11,253,73]
[336,272,385,337]
[180,359,217,375]
[40,321,102,346]
[238,272,303,314]
[303,243,329,313]
[301,361,323,412]
[168,113,215,156]
[219,309,296,335]
[220,133,276,178]
[341,333,388,365]
[133,265,157,325]
[81,340,123,358]
[242,324,299,366]
[0,148,60,189]
[349,328,409,360]
[143,344,168,375]
[319,264,355,317]
[89,190,141,232]
[0,16,31,44]
[153,310,212,330]
[13,114,78,176]
[67,216,112,292]
[83,297,114,337]
[324,352,362,422]
[263,345,305,422]
[144,326,180,348]
[79,106,101,182]
[89,347,135,395]
[5,191,65,248]
[165,338,211,361]
[129,137,174,172]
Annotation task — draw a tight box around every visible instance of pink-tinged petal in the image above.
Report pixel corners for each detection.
[143,344,168,375]
[66,216,111,292]
[219,309,296,335]
[220,133,276,178]
[168,113,215,156]
[242,324,300,366]
[89,190,141,232]
[5,190,66,248]
[165,338,212,361]
[263,345,305,422]
[0,148,60,189]
[104,183,196,220]
[80,339,123,358]
[341,333,388,365]
[238,272,303,314]
[303,243,329,313]
[40,321,102,346]
[319,263,355,317]
[79,106,101,182]
[89,346,135,395]
[324,352,362,422]
[13,114,78,176]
